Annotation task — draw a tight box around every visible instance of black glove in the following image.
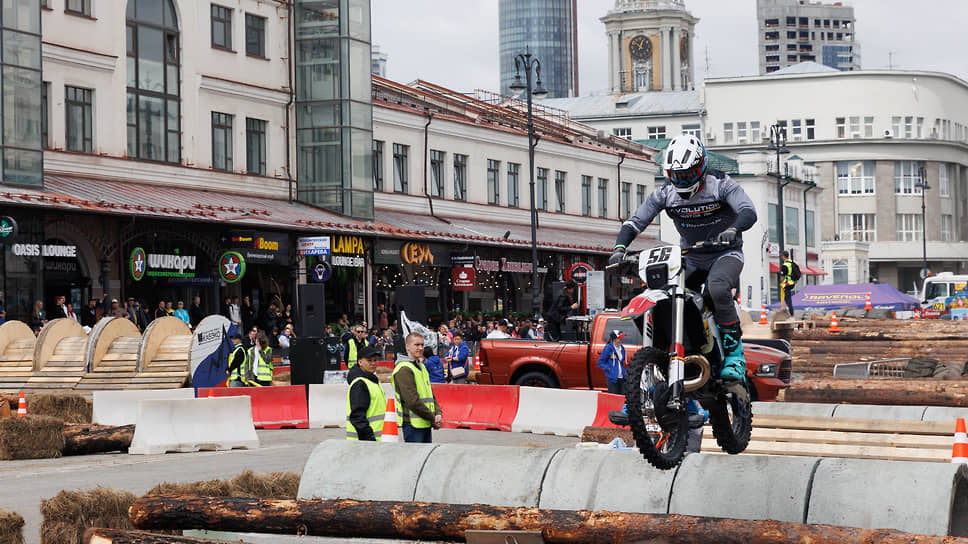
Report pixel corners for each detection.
[716,228,738,245]
[608,248,626,266]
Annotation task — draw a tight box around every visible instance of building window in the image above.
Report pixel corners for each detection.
[737,122,747,143]
[790,119,802,141]
[682,123,701,138]
[896,214,923,242]
[507,162,520,207]
[430,150,445,197]
[805,118,815,140]
[805,209,815,246]
[768,203,778,243]
[939,162,950,197]
[785,206,799,245]
[555,170,566,212]
[245,14,266,58]
[536,168,548,210]
[244,117,266,175]
[41,81,49,149]
[597,178,608,218]
[835,117,846,139]
[942,214,953,242]
[904,116,913,138]
[836,160,875,195]
[487,159,500,205]
[832,259,848,284]
[581,175,592,216]
[454,153,467,201]
[636,184,647,207]
[392,143,409,193]
[723,123,733,143]
[211,112,233,171]
[647,126,666,139]
[372,140,383,191]
[211,5,232,50]
[917,117,924,138]
[613,127,632,139]
[891,116,901,137]
[65,0,90,16]
[864,116,874,137]
[848,116,860,138]
[838,213,876,242]
[621,182,631,218]
[65,86,94,153]
[894,160,924,194]
[127,0,181,164]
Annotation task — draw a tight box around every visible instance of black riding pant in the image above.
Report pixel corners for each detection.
[684,252,744,327]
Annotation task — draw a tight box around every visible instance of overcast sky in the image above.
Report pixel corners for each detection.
[371,0,968,95]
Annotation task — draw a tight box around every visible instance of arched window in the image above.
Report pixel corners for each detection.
[126,0,180,163]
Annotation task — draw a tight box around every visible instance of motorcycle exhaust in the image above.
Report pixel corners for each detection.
[682,354,712,392]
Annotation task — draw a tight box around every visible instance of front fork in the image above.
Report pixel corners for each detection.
[667,285,686,412]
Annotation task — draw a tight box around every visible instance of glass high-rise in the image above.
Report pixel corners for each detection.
[2,1,43,187]
[499,0,579,99]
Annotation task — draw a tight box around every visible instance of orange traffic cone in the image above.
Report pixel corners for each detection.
[382,398,399,443]
[736,293,742,306]
[952,418,968,465]
[473,354,481,372]
[914,308,921,320]
[828,312,841,333]
[758,304,769,325]
[16,392,26,417]
[864,292,873,311]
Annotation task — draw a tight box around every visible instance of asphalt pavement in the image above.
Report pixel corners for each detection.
[1,428,578,544]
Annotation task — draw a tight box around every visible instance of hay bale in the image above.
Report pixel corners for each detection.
[145,478,232,498]
[28,394,91,424]
[0,509,24,544]
[229,470,300,499]
[0,416,65,460]
[40,487,136,544]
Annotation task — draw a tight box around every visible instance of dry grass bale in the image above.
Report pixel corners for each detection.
[40,487,136,544]
[0,399,10,419]
[145,478,232,498]
[229,470,300,499]
[0,509,24,544]
[28,394,91,424]
[0,416,65,460]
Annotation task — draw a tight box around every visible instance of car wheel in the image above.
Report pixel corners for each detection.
[514,371,558,388]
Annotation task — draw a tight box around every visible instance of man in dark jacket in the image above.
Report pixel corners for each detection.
[391,332,442,443]
[346,345,386,441]
[546,280,578,342]
[189,295,205,328]
[81,299,98,328]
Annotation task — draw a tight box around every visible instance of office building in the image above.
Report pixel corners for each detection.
[757,0,860,74]
[498,0,579,98]
[371,45,387,78]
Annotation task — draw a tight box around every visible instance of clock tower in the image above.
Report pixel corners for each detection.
[601,0,699,94]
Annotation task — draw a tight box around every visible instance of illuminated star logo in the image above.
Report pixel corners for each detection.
[134,254,144,273]
[130,247,147,281]
[219,251,245,283]
[223,255,239,276]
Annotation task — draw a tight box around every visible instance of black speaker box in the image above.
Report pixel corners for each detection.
[395,285,427,324]
[298,284,326,336]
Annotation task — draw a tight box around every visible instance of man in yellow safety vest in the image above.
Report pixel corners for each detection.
[345,345,386,441]
[226,333,248,388]
[391,332,442,443]
[344,324,370,368]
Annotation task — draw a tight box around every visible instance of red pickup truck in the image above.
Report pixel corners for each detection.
[475,313,792,401]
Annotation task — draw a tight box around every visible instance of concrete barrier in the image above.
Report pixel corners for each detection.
[831,404,928,421]
[298,440,438,502]
[92,388,195,426]
[539,448,675,513]
[669,454,819,523]
[591,392,625,428]
[751,401,837,417]
[307,384,349,428]
[511,387,598,436]
[128,396,260,455]
[807,458,968,536]
[414,444,559,507]
[921,407,968,423]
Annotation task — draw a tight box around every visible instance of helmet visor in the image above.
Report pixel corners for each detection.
[668,164,705,187]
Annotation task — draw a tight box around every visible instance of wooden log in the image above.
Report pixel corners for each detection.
[63,424,134,456]
[785,379,968,407]
[83,528,222,544]
[128,495,968,544]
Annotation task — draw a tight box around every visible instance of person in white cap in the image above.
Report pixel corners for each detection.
[596,330,628,395]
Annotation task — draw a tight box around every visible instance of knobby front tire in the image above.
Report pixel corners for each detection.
[626,347,689,470]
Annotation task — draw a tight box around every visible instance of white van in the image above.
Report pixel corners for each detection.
[920,272,968,308]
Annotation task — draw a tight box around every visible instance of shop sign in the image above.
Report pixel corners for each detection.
[374,241,450,267]
[452,267,475,291]
[452,254,475,268]
[12,243,77,258]
[402,242,434,265]
[131,247,198,281]
[331,235,364,255]
[224,231,289,265]
[569,262,592,286]
[474,256,533,274]
[219,251,246,283]
[311,261,332,282]
[0,216,17,242]
[298,236,331,256]
[331,255,364,268]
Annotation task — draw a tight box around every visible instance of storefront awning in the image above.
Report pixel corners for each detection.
[769,262,780,273]
[805,266,828,275]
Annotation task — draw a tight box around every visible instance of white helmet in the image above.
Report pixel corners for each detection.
[664,134,708,199]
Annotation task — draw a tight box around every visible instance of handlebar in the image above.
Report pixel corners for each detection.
[605,239,733,271]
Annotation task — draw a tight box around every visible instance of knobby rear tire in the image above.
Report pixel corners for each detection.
[708,379,753,454]
[626,347,689,470]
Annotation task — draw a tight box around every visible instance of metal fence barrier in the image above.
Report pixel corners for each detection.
[833,358,910,379]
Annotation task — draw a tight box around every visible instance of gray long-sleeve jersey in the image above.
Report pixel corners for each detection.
[615,170,757,253]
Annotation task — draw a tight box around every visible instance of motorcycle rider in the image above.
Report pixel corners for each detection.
[608,134,757,384]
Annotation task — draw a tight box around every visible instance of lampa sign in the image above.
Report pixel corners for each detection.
[332,235,364,255]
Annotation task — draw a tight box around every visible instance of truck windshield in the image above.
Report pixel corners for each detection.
[925,282,950,300]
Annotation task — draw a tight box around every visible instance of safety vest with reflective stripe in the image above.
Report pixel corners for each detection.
[345,376,386,440]
[228,344,248,382]
[391,359,436,429]
[256,346,273,382]
[346,338,370,368]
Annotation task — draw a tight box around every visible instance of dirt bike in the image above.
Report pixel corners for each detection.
[608,240,753,470]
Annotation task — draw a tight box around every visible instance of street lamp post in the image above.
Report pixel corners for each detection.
[509,50,548,319]
[915,166,930,280]
[767,125,791,305]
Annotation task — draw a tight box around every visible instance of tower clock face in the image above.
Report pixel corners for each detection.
[629,35,652,61]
